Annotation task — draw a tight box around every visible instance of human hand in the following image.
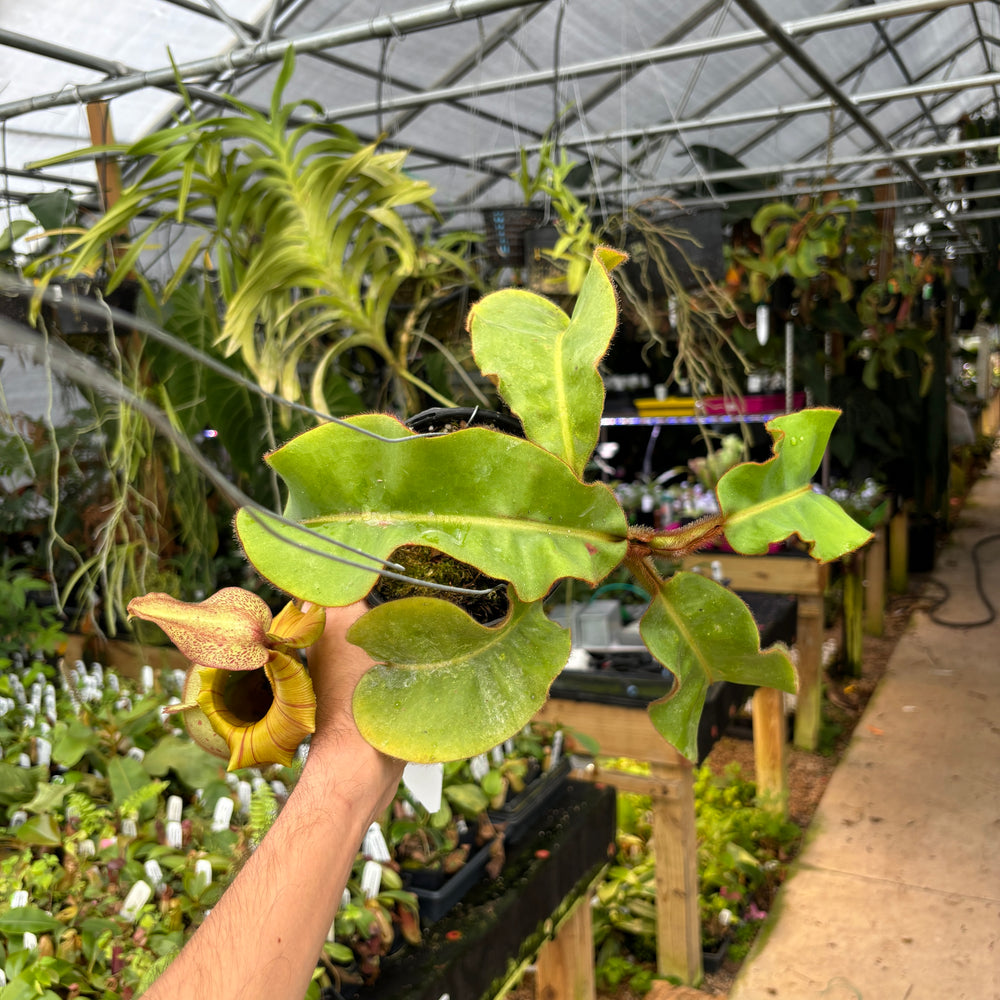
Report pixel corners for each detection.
[305,603,404,813]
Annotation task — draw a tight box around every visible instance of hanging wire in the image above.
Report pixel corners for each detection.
[0,293,498,598]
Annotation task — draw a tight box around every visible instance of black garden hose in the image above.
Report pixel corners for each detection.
[922,532,1000,628]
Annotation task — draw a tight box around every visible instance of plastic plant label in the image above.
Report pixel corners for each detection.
[549,730,564,767]
[78,839,95,858]
[121,818,138,838]
[237,780,253,815]
[9,812,26,830]
[144,860,165,892]
[107,673,120,693]
[22,931,37,951]
[212,797,234,832]
[167,796,183,823]
[362,823,390,863]
[165,820,183,849]
[402,762,444,814]
[194,859,213,894]
[120,881,152,923]
[469,754,490,782]
[270,780,287,800]
[141,665,155,693]
[491,745,504,767]
[35,738,51,767]
[360,860,382,900]
[10,891,28,909]
[127,746,145,762]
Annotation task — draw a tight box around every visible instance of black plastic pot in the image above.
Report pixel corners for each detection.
[404,406,523,438]
[366,407,524,625]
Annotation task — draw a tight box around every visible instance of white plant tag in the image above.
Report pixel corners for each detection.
[490,745,504,767]
[120,881,152,922]
[126,747,145,762]
[211,797,234,832]
[469,754,490,782]
[140,665,154,694]
[402,762,443,813]
[78,839,95,859]
[504,739,515,755]
[10,890,28,909]
[270,780,288,800]
[144,859,165,891]
[194,859,213,894]
[360,860,382,900]
[236,781,253,816]
[549,730,564,768]
[35,738,51,767]
[165,820,183,849]
[9,811,27,829]
[166,795,183,823]
[107,673,119,694]
[362,822,390,862]
[22,931,37,951]
[17,754,30,769]
[121,818,138,838]
[340,888,351,910]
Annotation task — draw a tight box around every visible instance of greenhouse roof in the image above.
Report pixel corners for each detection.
[1,0,999,254]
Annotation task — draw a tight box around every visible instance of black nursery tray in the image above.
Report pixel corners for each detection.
[487,756,571,847]
[549,591,797,761]
[362,781,617,1000]
[407,838,493,924]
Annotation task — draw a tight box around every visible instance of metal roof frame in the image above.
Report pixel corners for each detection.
[0,0,997,255]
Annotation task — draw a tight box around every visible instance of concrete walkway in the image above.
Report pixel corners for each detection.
[729,454,1000,1000]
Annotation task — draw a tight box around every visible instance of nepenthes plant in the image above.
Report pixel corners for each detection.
[130,249,870,767]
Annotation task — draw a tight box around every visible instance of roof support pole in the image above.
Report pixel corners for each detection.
[0,0,541,121]
[728,0,975,246]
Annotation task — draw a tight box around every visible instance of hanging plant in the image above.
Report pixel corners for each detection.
[129,249,870,768]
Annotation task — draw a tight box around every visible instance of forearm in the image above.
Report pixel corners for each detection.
[144,740,397,1000]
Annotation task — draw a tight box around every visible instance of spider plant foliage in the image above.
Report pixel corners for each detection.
[235,249,870,764]
[27,48,476,414]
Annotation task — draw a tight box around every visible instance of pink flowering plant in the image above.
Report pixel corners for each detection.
[130,249,870,768]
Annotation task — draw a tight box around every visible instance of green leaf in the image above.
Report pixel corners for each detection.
[0,907,62,936]
[236,413,627,606]
[23,781,72,816]
[0,764,44,807]
[51,718,98,768]
[106,755,151,812]
[469,248,626,477]
[641,573,797,760]
[717,409,872,561]
[0,221,35,254]
[444,782,490,819]
[349,593,570,762]
[11,813,61,847]
[142,734,224,790]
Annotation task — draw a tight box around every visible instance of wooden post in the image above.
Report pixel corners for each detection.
[534,894,596,1000]
[533,700,702,985]
[841,553,864,677]
[864,525,887,636]
[752,687,787,814]
[792,593,824,751]
[650,759,702,984]
[889,506,909,593]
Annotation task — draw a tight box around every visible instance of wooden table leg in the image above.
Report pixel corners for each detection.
[792,593,824,751]
[864,525,887,636]
[752,686,787,814]
[534,894,596,1000]
[650,759,702,985]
